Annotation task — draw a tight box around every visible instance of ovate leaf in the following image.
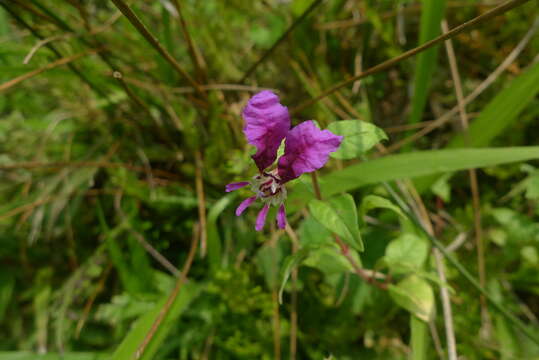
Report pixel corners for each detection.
[256,242,284,289]
[327,120,387,159]
[389,275,434,322]
[309,194,364,251]
[384,234,429,275]
[278,246,313,303]
[303,244,361,276]
[359,195,406,225]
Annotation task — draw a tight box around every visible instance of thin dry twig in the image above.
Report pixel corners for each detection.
[1,3,108,98]
[291,0,532,115]
[0,189,118,222]
[135,223,200,359]
[0,48,102,92]
[315,1,503,30]
[284,224,300,360]
[403,181,458,360]
[0,160,182,181]
[75,263,112,338]
[272,288,282,360]
[382,15,539,154]
[109,0,205,98]
[11,0,54,23]
[240,0,325,82]
[442,19,489,341]
[383,120,437,134]
[114,192,180,277]
[194,150,208,257]
[23,34,68,64]
[170,0,207,82]
[121,75,274,95]
[22,12,122,64]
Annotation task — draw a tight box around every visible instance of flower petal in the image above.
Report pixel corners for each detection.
[235,196,257,216]
[277,121,343,183]
[226,181,249,192]
[242,91,290,171]
[255,204,270,231]
[276,204,287,229]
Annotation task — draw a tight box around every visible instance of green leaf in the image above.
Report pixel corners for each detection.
[359,195,406,225]
[490,280,520,360]
[256,243,284,289]
[278,246,312,303]
[308,194,364,251]
[388,275,434,322]
[430,173,452,202]
[384,234,429,275]
[111,282,200,360]
[291,0,311,16]
[207,194,235,273]
[0,272,14,322]
[408,0,446,125]
[327,120,387,159]
[0,8,8,38]
[297,215,362,277]
[410,316,429,360]
[288,147,539,210]
[298,215,333,246]
[303,244,361,276]
[525,173,539,200]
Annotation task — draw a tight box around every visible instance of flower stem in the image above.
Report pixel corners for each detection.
[310,172,322,200]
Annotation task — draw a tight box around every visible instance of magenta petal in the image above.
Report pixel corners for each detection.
[242,91,290,171]
[255,204,270,231]
[276,204,287,229]
[277,121,343,183]
[236,196,257,216]
[226,182,249,192]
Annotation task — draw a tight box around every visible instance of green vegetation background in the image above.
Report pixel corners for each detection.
[0,0,538,359]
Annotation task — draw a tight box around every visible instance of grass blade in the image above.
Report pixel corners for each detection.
[288,147,539,208]
[111,282,200,360]
[408,0,446,125]
[109,0,204,97]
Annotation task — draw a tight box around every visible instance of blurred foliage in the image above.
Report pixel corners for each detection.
[1,0,539,359]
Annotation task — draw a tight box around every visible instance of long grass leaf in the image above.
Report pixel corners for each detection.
[111,282,200,360]
[408,0,446,125]
[288,147,539,208]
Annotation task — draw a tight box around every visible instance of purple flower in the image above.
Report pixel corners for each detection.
[226,91,343,231]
